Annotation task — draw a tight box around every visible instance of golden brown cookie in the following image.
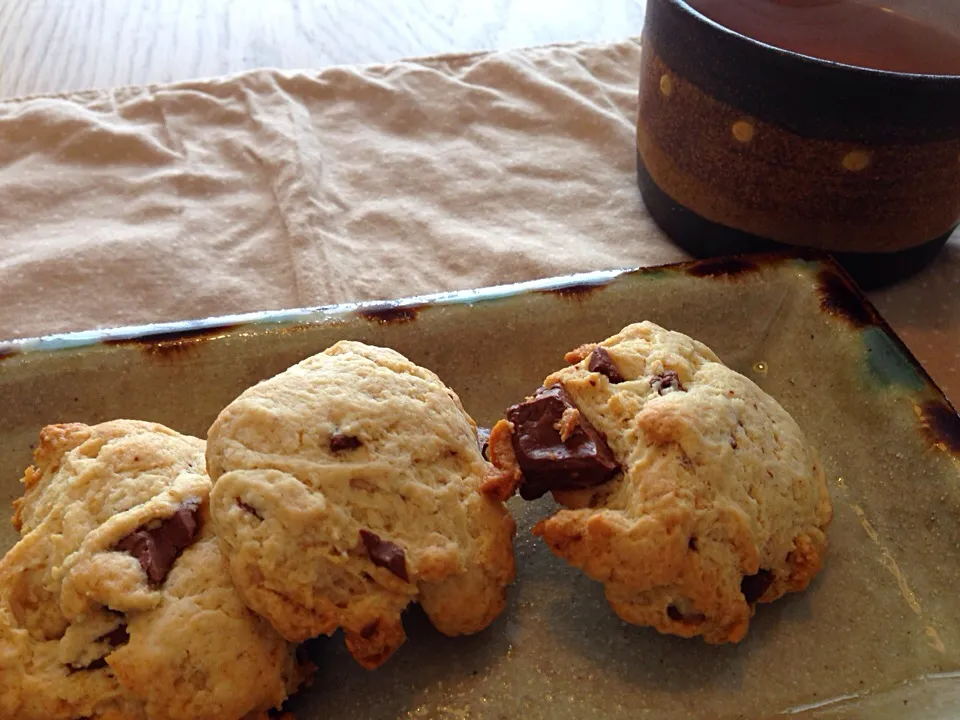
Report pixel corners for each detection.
[207,341,516,669]
[488,321,832,644]
[0,420,306,720]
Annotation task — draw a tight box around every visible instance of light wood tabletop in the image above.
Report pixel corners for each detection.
[0,0,647,98]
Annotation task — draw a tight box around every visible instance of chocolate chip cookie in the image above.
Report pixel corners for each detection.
[206,341,517,669]
[487,321,832,644]
[0,420,305,720]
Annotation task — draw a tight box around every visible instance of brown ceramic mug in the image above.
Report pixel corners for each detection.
[636,0,960,288]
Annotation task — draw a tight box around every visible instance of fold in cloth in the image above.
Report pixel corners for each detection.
[0,38,956,402]
[0,40,661,339]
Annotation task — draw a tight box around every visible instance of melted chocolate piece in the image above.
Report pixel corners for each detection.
[330,433,361,452]
[741,569,774,604]
[505,385,620,500]
[359,530,409,582]
[650,370,684,395]
[587,347,625,384]
[115,500,201,586]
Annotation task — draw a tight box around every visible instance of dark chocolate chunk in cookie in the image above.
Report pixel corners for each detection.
[237,499,263,520]
[330,433,361,451]
[115,500,201,585]
[741,569,774,605]
[359,529,409,582]
[505,385,619,500]
[587,347,625,384]
[66,626,129,673]
[651,370,684,395]
[102,625,129,647]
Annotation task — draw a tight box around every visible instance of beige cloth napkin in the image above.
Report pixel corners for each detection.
[0,38,957,401]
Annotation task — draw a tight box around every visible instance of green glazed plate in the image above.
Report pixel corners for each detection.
[1,252,958,719]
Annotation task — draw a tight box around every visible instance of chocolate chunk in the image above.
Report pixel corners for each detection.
[477,427,491,460]
[68,625,127,674]
[505,385,620,501]
[359,530,409,582]
[115,500,201,586]
[741,569,774,604]
[330,433,361,452]
[650,370,684,395]
[587,347,625,384]
[237,499,263,520]
[101,625,129,648]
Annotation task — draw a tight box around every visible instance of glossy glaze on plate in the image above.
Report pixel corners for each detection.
[1,253,958,719]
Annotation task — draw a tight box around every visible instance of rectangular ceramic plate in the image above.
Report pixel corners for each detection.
[2,253,959,720]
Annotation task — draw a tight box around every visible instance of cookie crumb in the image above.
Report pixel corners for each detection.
[564,343,597,364]
[554,407,581,442]
[482,421,523,501]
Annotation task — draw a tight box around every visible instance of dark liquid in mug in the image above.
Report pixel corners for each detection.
[685,0,960,75]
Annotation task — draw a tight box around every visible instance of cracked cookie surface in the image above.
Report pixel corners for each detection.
[488,321,832,644]
[0,420,304,720]
[206,341,516,668]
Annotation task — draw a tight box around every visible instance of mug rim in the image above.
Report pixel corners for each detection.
[668,0,960,83]
[643,0,960,142]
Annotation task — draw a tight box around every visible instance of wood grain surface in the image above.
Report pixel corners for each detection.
[0,0,646,98]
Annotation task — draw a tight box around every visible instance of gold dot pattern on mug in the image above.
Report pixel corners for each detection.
[732,120,755,144]
[649,71,902,179]
[842,150,871,172]
[659,74,673,97]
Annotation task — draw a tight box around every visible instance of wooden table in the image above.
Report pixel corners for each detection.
[0,0,647,98]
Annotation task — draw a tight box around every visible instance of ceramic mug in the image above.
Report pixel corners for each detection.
[636,0,960,288]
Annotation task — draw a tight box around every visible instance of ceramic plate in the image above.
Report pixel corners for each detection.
[2,252,959,719]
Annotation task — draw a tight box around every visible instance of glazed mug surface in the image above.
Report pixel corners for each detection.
[636,0,960,288]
